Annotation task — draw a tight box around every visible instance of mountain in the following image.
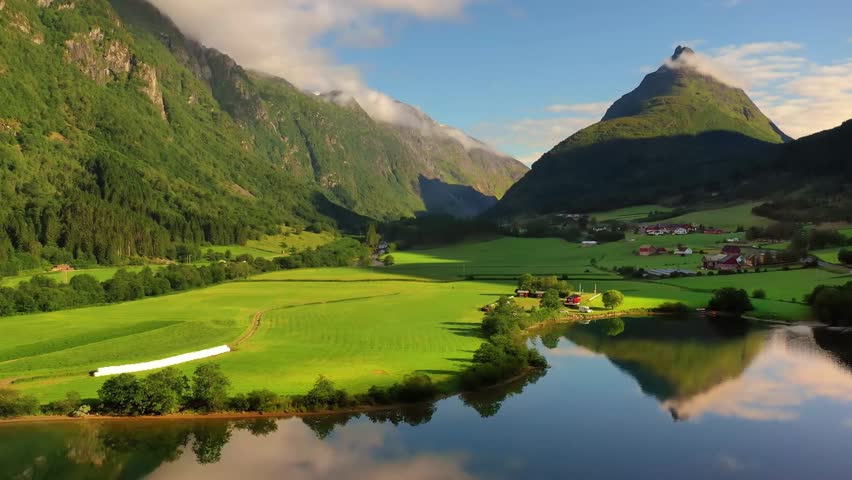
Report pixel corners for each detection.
[493,46,791,217]
[0,0,523,266]
[111,0,526,221]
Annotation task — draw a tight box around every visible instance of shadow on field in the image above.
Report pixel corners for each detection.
[442,321,483,339]
[446,357,475,364]
[416,369,462,376]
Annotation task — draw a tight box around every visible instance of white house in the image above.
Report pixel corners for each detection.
[581,241,598,247]
[674,247,693,256]
[674,228,689,235]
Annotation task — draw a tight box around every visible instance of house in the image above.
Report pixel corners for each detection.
[581,241,598,247]
[564,294,582,306]
[645,227,669,236]
[726,237,741,243]
[532,291,546,299]
[704,229,724,234]
[639,245,667,256]
[50,264,74,272]
[674,227,689,235]
[702,254,744,271]
[721,245,742,255]
[515,289,530,298]
[673,247,693,256]
[656,247,668,254]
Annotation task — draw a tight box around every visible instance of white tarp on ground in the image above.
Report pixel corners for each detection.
[93,345,231,377]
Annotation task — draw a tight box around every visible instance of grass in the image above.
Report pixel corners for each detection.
[208,228,335,259]
[591,204,672,222]
[0,266,157,287]
[2,235,844,403]
[651,202,772,230]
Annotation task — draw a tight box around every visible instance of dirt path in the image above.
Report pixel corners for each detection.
[229,293,402,349]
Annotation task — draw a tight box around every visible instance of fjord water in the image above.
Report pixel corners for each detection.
[4,318,852,480]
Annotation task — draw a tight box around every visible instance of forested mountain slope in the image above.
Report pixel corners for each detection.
[0,0,523,270]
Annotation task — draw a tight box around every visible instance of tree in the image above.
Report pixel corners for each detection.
[541,289,561,310]
[191,363,231,412]
[69,274,105,305]
[382,255,395,266]
[602,290,625,310]
[839,249,852,265]
[752,289,767,299]
[303,375,340,408]
[517,273,534,291]
[142,367,189,415]
[365,223,380,248]
[98,374,144,415]
[246,389,279,413]
[708,288,754,316]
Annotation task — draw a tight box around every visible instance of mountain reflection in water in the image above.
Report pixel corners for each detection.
[3,317,852,480]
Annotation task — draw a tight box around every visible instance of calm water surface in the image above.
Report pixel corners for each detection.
[4,317,852,479]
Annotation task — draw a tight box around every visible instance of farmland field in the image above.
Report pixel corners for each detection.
[1,236,844,403]
[591,204,672,222]
[209,228,335,259]
[652,202,772,230]
[0,266,157,288]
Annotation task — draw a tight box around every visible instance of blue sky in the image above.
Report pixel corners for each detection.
[155,0,852,164]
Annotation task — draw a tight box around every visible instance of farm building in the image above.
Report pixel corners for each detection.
[674,227,689,235]
[673,247,693,256]
[515,289,531,298]
[581,241,598,247]
[645,268,696,278]
[643,224,695,236]
[564,294,582,306]
[702,254,744,271]
[639,245,667,256]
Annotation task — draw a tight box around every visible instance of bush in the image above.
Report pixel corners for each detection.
[752,289,767,299]
[43,391,82,416]
[0,388,40,418]
[246,389,280,413]
[540,289,561,310]
[382,255,395,266]
[300,375,351,410]
[142,367,189,415]
[393,373,437,403]
[708,288,754,316]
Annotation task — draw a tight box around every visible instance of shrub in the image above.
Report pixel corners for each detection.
[0,388,40,418]
[301,375,351,410]
[752,289,767,299]
[393,373,437,403]
[43,391,82,416]
[540,289,561,310]
[382,255,395,266]
[708,288,754,316]
[247,389,280,413]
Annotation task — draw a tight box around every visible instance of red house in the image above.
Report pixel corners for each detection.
[564,294,582,306]
[515,289,530,298]
[702,254,743,271]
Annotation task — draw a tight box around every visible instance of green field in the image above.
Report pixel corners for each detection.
[0,266,157,288]
[209,228,336,258]
[651,203,772,230]
[2,236,843,403]
[592,204,672,222]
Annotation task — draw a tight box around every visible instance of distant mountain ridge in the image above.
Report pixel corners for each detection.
[494,46,793,217]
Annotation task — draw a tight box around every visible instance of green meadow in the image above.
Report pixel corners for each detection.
[2,235,846,403]
[1,266,156,288]
[652,202,772,230]
[592,204,672,222]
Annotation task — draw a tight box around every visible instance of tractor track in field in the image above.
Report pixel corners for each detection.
[229,292,403,348]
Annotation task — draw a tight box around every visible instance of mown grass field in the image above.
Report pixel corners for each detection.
[2,236,845,403]
[209,228,335,258]
[0,266,157,287]
[653,202,772,230]
[591,204,672,222]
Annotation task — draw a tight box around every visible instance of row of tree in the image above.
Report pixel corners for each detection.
[0,238,368,317]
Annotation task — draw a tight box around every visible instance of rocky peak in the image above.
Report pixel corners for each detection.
[671,45,695,61]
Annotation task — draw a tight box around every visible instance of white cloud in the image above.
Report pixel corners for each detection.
[145,0,495,150]
[545,102,611,115]
[472,114,602,165]
[665,41,851,138]
[148,419,475,480]
[663,329,852,422]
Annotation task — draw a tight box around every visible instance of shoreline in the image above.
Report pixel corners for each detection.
[0,367,543,426]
